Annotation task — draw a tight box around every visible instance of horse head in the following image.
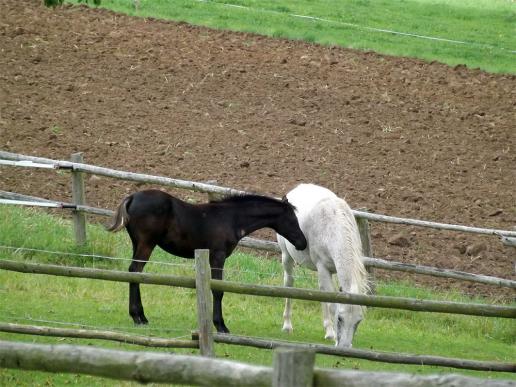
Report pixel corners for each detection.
[275,198,307,251]
[335,303,364,348]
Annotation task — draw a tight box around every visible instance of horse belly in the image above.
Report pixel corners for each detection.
[160,222,213,259]
[158,241,195,259]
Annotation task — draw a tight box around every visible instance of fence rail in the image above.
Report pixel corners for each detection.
[4,322,513,372]
[200,332,516,372]
[2,150,515,289]
[1,259,513,318]
[0,323,198,349]
[0,340,514,386]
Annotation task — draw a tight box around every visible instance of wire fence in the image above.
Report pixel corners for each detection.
[192,0,516,54]
[0,245,319,282]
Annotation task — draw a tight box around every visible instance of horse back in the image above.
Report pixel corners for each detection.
[286,183,337,224]
[124,190,176,237]
[126,190,235,258]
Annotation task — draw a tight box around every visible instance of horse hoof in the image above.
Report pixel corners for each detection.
[133,316,149,325]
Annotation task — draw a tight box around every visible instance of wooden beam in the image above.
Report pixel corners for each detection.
[0,188,512,289]
[210,333,516,372]
[357,213,376,294]
[1,340,514,385]
[0,340,270,386]
[1,188,512,289]
[0,259,196,289]
[0,323,198,349]
[209,278,516,319]
[314,369,515,387]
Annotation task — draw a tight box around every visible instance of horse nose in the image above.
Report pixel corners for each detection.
[296,238,307,250]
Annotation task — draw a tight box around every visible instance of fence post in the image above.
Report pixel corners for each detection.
[357,212,376,295]
[195,249,214,357]
[71,153,87,246]
[272,347,315,387]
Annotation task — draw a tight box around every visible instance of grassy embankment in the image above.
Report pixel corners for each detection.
[66,0,516,73]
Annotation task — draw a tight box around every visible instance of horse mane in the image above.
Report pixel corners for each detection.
[211,194,297,211]
[334,198,371,298]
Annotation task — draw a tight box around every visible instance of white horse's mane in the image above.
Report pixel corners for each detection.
[333,197,370,297]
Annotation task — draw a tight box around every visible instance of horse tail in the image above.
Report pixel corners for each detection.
[106,195,132,232]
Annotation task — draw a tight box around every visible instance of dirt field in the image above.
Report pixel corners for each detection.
[1,0,515,298]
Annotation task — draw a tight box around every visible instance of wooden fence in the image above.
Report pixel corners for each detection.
[1,150,515,236]
[0,252,514,373]
[1,150,515,290]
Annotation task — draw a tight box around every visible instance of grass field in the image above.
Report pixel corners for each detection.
[0,205,514,385]
[65,0,516,74]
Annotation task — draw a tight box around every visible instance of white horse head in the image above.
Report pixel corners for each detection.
[278,183,369,349]
[335,304,364,348]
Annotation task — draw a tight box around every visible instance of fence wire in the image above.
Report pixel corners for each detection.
[194,0,516,53]
[0,244,319,282]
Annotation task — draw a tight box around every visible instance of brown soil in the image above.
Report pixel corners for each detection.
[1,1,515,299]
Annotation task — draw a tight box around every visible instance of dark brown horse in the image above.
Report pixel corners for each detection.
[107,189,307,333]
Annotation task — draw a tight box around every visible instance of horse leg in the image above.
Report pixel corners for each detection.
[210,251,229,333]
[316,264,336,341]
[281,251,295,333]
[129,243,155,325]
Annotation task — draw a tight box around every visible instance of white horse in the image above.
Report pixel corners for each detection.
[277,184,369,348]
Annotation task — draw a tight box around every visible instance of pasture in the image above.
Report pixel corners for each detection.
[0,205,514,385]
[0,0,515,384]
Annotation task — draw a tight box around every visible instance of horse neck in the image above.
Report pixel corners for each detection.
[231,200,283,236]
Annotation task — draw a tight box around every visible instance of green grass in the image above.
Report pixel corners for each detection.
[64,0,516,74]
[0,205,514,385]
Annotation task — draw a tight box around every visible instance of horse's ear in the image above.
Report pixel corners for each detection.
[281,195,288,203]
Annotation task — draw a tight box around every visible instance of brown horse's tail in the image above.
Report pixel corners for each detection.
[106,196,132,232]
